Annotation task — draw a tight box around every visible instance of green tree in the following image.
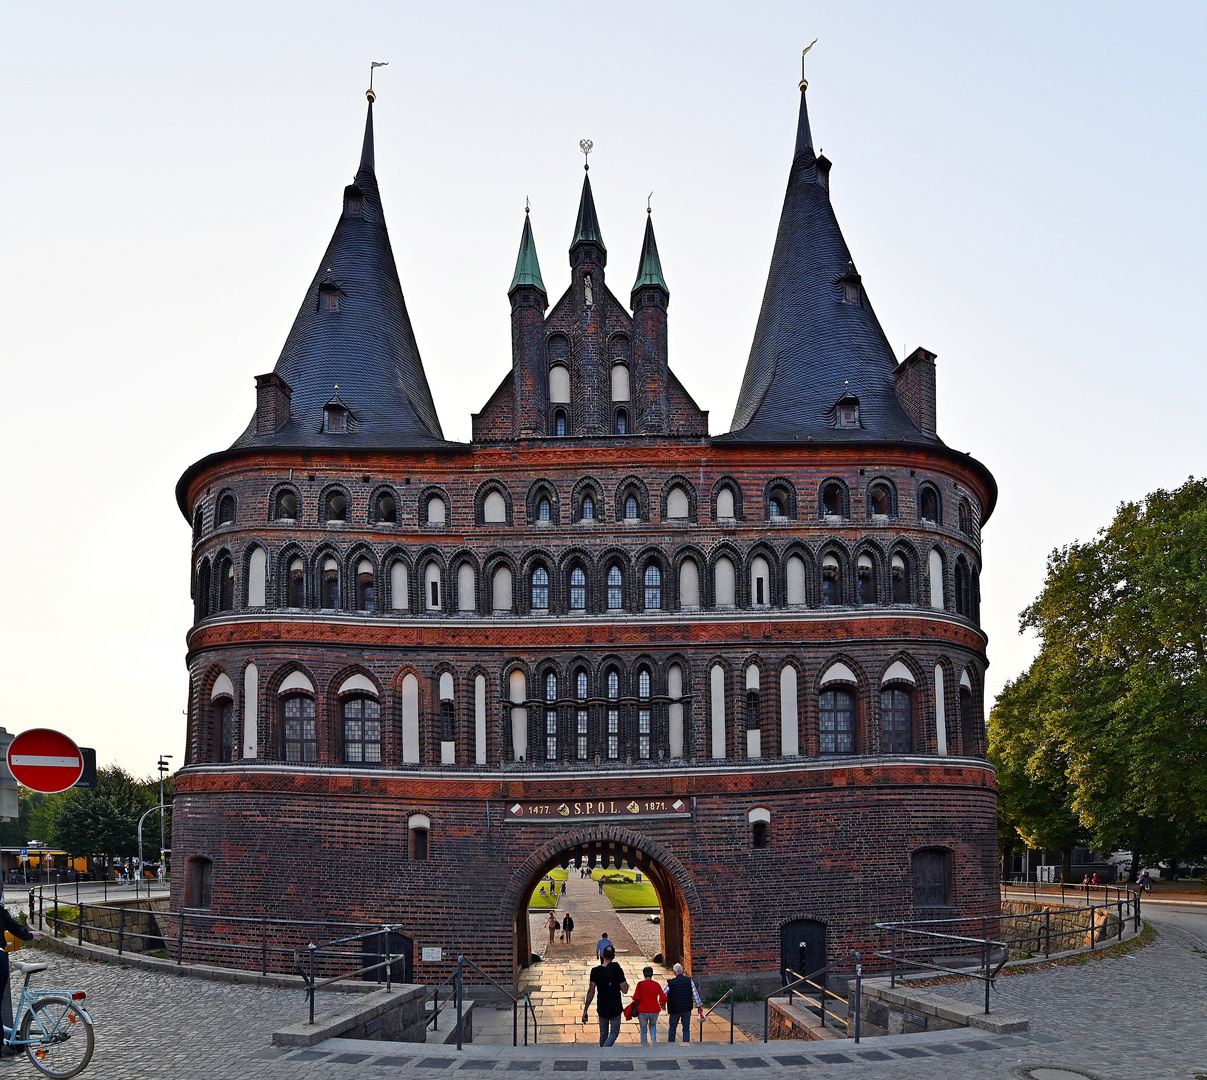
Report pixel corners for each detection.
[45,766,152,871]
[989,477,1207,875]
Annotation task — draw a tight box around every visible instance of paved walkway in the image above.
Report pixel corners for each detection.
[5,916,1203,1078]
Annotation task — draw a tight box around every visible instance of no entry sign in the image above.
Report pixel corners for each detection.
[6,729,84,794]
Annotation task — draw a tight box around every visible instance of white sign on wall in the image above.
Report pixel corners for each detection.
[421,947,443,962]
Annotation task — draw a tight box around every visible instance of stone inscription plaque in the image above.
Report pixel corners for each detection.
[504,797,691,823]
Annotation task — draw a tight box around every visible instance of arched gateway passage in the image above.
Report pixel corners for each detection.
[503,829,699,984]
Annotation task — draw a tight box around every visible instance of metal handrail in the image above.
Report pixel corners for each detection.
[697,986,735,1044]
[453,954,537,1048]
[762,951,863,1044]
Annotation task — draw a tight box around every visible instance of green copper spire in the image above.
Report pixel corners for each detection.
[631,211,668,298]
[508,210,546,296]
[571,171,606,252]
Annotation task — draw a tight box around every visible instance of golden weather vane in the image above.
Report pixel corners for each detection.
[801,38,818,88]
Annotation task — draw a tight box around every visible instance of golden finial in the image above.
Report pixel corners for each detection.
[367,60,388,102]
[800,38,818,90]
[579,139,593,171]
[525,196,530,215]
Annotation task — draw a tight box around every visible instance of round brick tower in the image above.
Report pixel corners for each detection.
[173,81,997,991]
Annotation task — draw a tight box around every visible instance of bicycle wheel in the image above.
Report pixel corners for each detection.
[19,997,95,1079]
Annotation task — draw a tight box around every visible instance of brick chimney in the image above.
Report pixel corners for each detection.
[894,347,937,436]
[254,373,292,434]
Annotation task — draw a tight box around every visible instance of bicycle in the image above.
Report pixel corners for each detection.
[2,960,94,1078]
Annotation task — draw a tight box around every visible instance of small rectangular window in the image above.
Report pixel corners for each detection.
[430,581,440,607]
[319,288,341,312]
[576,709,588,760]
[607,708,619,760]
[411,829,429,861]
[638,708,651,760]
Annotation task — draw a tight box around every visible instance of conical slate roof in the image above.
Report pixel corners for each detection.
[508,212,546,295]
[231,100,448,449]
[571,171,606,253]
[724,85,936,444]
[631,213,668,298]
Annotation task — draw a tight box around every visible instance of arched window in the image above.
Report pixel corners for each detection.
[716,487,735,520]
[615,409,628,435]
[247,546,267,607]
[869,483,892,517]
[409,814,430,860]
[679,559,700,609]
[356,559,375,612]
[569,566,587,611]
[375,491,397,524]
[637,667,652,759]
[605,669,620,760]
[786,555,807,606]
[821,554,842,606]
[769,495,784,518]
[426,496,447,525]
[544,671,558,762]
[549,363,570,404]
[643,565,662,610]
[857,554,876,605]
[216,493,235,526]
[425,562,442,610]
[321,557,339,609]
[928,549,945,609]
[492,565,513,612]
[745,665,761,758]
[821,483,844,518]
[767,483,792,520]
[624,493,639,520]
[666,487,689,520]
[819,688,854,754]
[959,501,973,535]
[439,671,456,763]
[457,563,476,612]
[287,557,305,607]
[611,363,630,402]
[750,556,770,607]
[324,490,347,522]
[390,561,409,611]
[668,663,685,758]
[343,697,382,764]
[216,554,235,611]
[275,490,298,521]
[607,565,624,610]
[554,410,568,436]
[537,496,551,522]
[714,556,736,607]
[912,848,952,907]
[581,494,596,521]
[482,491,507,524]
[193,508,204,542]
[574,669,589,761]
[214,696,236,763]
[197,560,212,621]
[891,554,910,604]
[531,566,549,611]
[282,694,317,762]
[919,486,941,524]
[954,559,969,617]
[881,686,913,753]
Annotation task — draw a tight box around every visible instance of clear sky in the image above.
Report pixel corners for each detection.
[2,3,1204,776]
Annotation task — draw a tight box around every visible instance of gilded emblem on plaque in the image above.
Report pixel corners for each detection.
[627,800,640,814]
[557,803,570,817]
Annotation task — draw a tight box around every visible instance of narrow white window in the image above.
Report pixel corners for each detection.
[786,555,807,606]
[457,563,476,612]
[928,549,945,609]
[666,486,689,520]
[242,664,258,759]
[714,556,736,607]
[668,663,684,759]
[425,563,442,610]
[549,364,570,404]
[679,559,700,609]
[611,364,630,402]
[750,556,769,607]
[474,674,487,765]
[401,673,420,763]
[710,664,726,759]
[510,670,528,761]
[492,566,513,612]
[935,665,948,756]
[483,491,507,523]
[716,488,735,520]
[780,665,798,756]
[391,561,409,610]
[247,546,267,607]
[440,671,456,764]
[427,496,446,525]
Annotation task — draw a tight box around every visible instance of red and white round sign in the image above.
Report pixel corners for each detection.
[6,729,84,794]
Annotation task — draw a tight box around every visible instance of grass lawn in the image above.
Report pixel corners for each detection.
[528,867,570,909]
[591,868,659,909]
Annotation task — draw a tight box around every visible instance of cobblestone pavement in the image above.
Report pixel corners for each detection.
[9,917,1204,1079]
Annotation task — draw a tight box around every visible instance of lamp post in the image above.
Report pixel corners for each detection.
[157,755,173,877]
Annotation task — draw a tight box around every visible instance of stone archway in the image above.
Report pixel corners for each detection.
[503,828,700,985]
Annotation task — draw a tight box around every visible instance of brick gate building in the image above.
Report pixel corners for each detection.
[173,77,997,990]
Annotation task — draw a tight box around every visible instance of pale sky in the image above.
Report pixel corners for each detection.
[2,3,1204,776]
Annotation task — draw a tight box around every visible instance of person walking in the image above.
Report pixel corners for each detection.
[562,912,575,944]
[596,932,611,959]
[0,900,44,1055]
[598,877,605,895]
[663,963,704,1044]
[582,944,628,1047]
[1138,869,1152,893]
[546,910,558,946]
[631,965,667,1045]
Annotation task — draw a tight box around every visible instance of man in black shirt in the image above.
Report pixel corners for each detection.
[582,944,628,1047]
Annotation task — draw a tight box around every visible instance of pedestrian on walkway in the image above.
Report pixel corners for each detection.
[582,944,628,1047]
[1138,870,1152,893]
[598,877,605,895]
[562,912,574,944]
[663,963,704,1044]
[561,880,568,896]
[0,900,44,1055]
[546,911,558,945]
[631,965,667,1045]
[596,932,610,959]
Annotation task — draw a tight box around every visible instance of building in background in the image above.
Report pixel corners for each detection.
[173,76,997,989]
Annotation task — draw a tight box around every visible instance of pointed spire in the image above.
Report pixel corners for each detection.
[631,211,668,299]
[725,76,933,444]
[509,210,546,296]
[571,171,606,253]
[360,98,375,172]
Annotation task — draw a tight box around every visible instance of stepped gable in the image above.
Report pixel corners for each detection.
[230,99,449,450]
[723,81,937,445]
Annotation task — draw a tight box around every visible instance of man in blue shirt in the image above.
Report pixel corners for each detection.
[595,932,611,959]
